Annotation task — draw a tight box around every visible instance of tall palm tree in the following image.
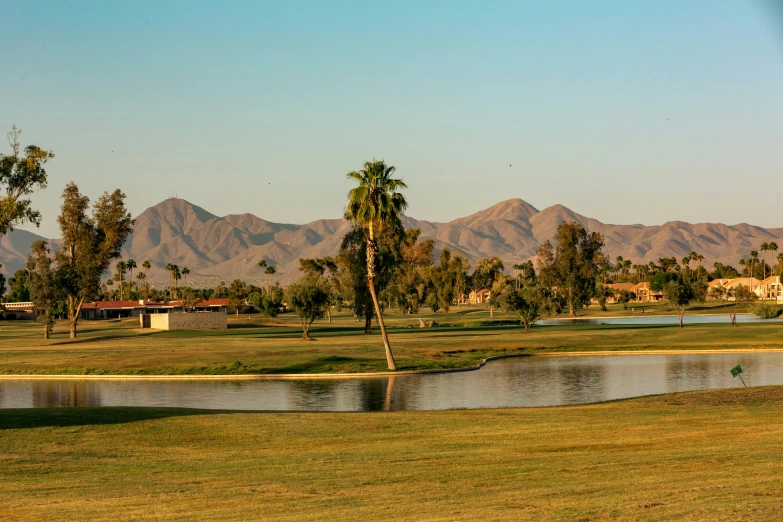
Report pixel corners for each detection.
[777,253,783,276]
[750,250,759,279]
[760,243,769,280]
[142,260,151,299]
[512,263,525,290]
[615,256,623,283]
[182,267,190,286]
[264,265,276,295]
[770,243,779,276]
[126,259,137,290]
[739,258,747,277]
[115,261,126,300]
[136,272,146,300]
[345,159,407,371]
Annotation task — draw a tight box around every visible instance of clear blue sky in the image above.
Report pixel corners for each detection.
[3,0,783,237]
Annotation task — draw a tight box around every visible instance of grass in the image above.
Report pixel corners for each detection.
[0,305,781,375]
[1,385,783,520]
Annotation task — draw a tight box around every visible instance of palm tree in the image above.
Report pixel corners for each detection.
[115,261,126,300]
[345,159,407,371]
[777,253,783,275]
[512,263,525,290]
[770,243,779,276]
[750,250,759,279]
[142,260,151,300]
[126,259,137,289]
[739,258,747,277]
[265,265,276,295]
[106,279,115,300]
[182,267,190,286]
[615,256,623,283]
[136,272,146,301]
[760,243,770,280]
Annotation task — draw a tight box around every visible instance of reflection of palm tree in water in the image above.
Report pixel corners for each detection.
[383,376,396,412]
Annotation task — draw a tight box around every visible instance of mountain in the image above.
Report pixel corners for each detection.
[3,197,783,286]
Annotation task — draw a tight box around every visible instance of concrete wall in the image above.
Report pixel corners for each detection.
[144,312,227,331]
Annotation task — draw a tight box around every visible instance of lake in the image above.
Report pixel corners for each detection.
[1,351,780,411]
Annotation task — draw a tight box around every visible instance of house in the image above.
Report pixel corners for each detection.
[469,289,491,304]
[722,277,760,293]
[140,311,227,331]
[80,300,182,319]
[756,276,782,301]
[2,302,36,320]
[631,282,663,302]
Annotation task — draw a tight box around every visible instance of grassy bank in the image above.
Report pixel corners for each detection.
[1,386,782,520]
[0,306,781,375]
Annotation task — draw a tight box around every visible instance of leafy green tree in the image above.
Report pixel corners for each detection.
[387,230,433,314]
[472,256,505,317]
[594,282,613,312]
[7,269,31,302]
[499,279,555,332]
[55,183,134,338]
[299,256,342,322]
[537,222,605,317]
[344,159,408,371]
[227,279,248,319]
[663,277,707,328]
[616,289,635,310]
[0,126,54,235]
[285,276,330,340]
[27,240,61,339]
[250,284,284,323]
[0,268,6,300]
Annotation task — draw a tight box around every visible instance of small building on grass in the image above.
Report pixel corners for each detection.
[1,302,36,320]
[140,312,227,331]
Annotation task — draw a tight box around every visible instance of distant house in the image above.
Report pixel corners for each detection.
[722,277,760,293]
[631,282,663,302]
[469,289,491,304]
[2,302,36,320]
[756,276,782,301]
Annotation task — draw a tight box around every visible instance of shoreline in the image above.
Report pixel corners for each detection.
[2,348,782,381]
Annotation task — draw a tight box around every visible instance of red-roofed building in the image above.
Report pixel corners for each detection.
[80,298,230,319]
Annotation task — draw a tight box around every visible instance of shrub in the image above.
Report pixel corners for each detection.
[751,304,783,319]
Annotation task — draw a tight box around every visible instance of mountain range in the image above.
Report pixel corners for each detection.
[2,197,782,288]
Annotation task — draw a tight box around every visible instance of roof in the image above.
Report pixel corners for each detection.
[631,282,649,290]
[707,279,731,287]
[195,298,229,306]
[607,283,635,291]
[758,276,781,285]
[724,277,760,288]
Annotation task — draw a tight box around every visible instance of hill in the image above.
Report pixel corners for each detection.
[3,197,782,287]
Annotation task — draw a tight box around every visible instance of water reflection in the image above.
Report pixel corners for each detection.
[1,352,782,411]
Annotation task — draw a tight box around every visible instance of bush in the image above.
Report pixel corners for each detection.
[751,304,783,319]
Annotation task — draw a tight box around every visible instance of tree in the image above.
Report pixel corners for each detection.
[709,284,757,327]
[250,284,284,323]
[387,230,434,314]
[499,279,554,332]
[114,261,127,300]
[299,256,341,322]
[662,278,707,328]
[126,259,137,292]
[770,243,779,276]
[27,240,60,338]
[285,276,330,340]
[140,260,151,300]
[227,279,247,319]
[265,265,276,295]
[594,282,613,312]
[537,222,605,317]
[0,126,55,235]
[7,269,31,302]
[777,254,783,276]
[0,267,6,300]
[55,183,134,338]
[337,224,402,334]
[344,159,408,371]
[749,250,759,279]
[181,266,190,286]
[472,256,505,317]
[616,289,635,310]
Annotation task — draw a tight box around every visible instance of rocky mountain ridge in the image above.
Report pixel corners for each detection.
[3,197,781,287]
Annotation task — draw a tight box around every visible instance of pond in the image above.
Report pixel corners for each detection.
[537,313,783,326]
[1,352,781,411]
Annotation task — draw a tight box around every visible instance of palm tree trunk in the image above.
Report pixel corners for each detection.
[367,225,397,371]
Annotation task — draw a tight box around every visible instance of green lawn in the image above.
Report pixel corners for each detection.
[0,305,781,375]
[2,386,782,520]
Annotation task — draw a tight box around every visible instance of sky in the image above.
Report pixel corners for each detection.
[3,0,783,238]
